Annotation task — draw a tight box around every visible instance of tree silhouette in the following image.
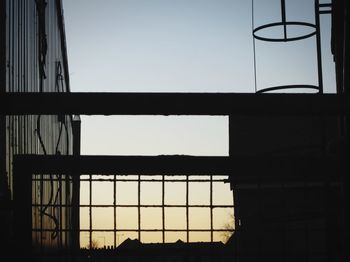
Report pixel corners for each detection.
[87,239,100,249]
[220,212,234,243]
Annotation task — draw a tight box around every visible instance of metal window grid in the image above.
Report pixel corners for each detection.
[31,174,235,249]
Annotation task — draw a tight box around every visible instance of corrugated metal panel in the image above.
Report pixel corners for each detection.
[4,0,74,249]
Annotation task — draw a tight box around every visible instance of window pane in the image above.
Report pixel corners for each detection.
[165,208,186,230]
[189,208,210,230]
[141,182,162,205]
[213,208,234,230]
[92,181,113,205]
[165,182,186,205]
[165,232,187,243]
[116,182,138,205]
[141,208,162,229]
[141,232,162,243]
[213,182,233,205]
[116,207,138,229]
[213,231,233,244]
[80,181,90,205]
[189,182,210,205]
[92,207,113,230]
[80,232,90,249]
[189,232,211,242]
[80,207,90,230]
[117,232,138,247]
[92,232,113,248]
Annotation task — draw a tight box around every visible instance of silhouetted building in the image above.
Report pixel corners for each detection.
[79,238,231,262]
[0,0,75,253]
[1,0,348,261]
[227,1,348,261]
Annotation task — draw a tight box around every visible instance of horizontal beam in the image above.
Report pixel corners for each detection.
[15,155,231,175]
[13,155,338,181]
[1,92,349,116]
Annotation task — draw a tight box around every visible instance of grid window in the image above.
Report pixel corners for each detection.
[78,174,234,249]
[30,173,234,250]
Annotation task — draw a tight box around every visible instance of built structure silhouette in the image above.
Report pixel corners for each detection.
[0,0,349,261]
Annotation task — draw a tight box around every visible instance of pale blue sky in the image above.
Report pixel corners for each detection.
[62,0,335,156]
[63,0,254,93]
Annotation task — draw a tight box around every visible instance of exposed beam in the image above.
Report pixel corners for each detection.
[13,155,338,181]
[1,92,349,116]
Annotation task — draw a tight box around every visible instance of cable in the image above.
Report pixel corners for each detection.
[35,0,48,83]
[55,121,63,155]
[34,0,62,241]
[63,120,70,156]
[252,0,258,92]
[51,177,62,239]
[36,115,47,155]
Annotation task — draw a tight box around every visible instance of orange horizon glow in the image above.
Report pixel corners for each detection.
[79,174,234,248]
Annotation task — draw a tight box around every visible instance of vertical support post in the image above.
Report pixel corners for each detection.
[341,129,349,262]
[210,175,213,242]
[281,0,287,40]
[0,0,5,93]
[0,116,8,248]
[113,174,116,248]
[162,175,165,243]
[40,174,43,250]
[186,175,189,243]
[0,113,5,176]
[0,1,10,251]
[315,0,324,93]
[72,116,81,250]
[138,174,141,241]
[228,116,239,230]
[229,115,239,259]
[13,156,32,259]
[252,0,258,92]
[89,174,92,249]
[58,173,63,248]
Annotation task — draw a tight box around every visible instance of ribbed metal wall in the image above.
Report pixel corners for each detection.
[4,0,74,249]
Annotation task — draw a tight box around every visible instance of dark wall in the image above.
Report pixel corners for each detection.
[228,115,343,261]
[332,0,350,94]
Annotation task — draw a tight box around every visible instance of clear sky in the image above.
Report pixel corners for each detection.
[63,0,255,93]
[62,0,335,156]
[61,0,335,247]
